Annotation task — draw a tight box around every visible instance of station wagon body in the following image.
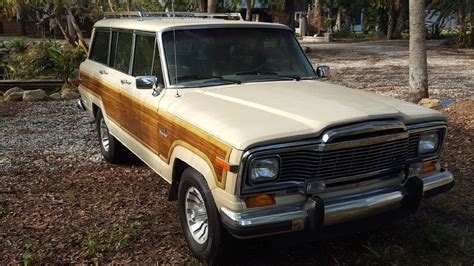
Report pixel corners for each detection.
[77,13,454,262]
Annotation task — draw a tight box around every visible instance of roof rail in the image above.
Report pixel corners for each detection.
[103,11,243,21]
[103,11,144,19]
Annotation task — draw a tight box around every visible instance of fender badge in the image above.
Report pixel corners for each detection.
[159,127,168,138]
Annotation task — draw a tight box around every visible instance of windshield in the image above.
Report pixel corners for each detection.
[162,28,315,87]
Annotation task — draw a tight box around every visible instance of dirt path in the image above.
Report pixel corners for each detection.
[1,41,473,264]
[306,40,474,100]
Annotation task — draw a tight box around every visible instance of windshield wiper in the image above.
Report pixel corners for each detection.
[235,71,301,81]
[175,75,241,85]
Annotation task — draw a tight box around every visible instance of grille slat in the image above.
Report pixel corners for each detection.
[278,137,412,183]
[408,132,421,160]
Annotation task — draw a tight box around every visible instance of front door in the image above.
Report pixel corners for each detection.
[109,30,165,157]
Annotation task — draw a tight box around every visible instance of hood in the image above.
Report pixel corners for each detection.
[166,80,446,150]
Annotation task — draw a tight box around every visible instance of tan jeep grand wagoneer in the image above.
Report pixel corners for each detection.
[78,12,454,262]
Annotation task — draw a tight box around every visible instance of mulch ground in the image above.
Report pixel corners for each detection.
[1,40,473,264]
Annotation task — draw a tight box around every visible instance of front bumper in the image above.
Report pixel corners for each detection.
[221,170,454,239]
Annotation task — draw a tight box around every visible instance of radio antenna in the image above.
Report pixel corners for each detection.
[172,0,181,98]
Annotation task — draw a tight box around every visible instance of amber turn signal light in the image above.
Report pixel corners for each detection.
[215,158,239,173]
[245,194,275,208]
[422,162,436,174]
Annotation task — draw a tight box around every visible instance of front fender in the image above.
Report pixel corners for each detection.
[169,142,218,190]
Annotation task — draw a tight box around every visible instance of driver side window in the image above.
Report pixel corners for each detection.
[132,33,164,85]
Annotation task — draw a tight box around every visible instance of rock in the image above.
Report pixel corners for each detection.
[49,92,61,100]
[61,83,78,93]
[4,87,23,98]
[61,90,80,100]
[324,32,333,42]
[302,46,311,53]
[67,69,80,84]
[4,91,24,102]
[0,42,4,48]
[23,89,47,102]
[60,83,80,99]
[419,98,441,108]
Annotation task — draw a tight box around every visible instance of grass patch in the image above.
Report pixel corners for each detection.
[333,31,382,41]
[81,222,142,260]
[353,214,474,264]
[0,203,7,217]
[64,191,76,200]
[21,241,46,265]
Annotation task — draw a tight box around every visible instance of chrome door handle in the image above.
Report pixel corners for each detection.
[120,79,131,85]
[99,70,108,75]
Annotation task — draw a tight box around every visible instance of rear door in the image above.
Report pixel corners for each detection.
[80,28,115,112]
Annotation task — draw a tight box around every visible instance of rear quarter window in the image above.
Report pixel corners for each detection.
[89,30,110,65]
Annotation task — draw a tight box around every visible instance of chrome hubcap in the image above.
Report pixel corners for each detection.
[99,118,110,152]
[185,187,208,244]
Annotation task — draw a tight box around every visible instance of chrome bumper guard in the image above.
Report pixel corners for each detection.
[221,170,454,239]
[76,99,86,111]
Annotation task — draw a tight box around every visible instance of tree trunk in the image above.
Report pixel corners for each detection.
[470,0,474,47]
[308,0,325,34]
[197,0,207,12]
[335,7,342,32]
[66,7,89,53]
[54,17,74,46]
[458,1,468,48]
[283,0,295,29]
[126,0,132,11]
[67,12,77,43]
[387,1,396,39]
[245,0,254,21]
[107,0,116,12]
[408,0,429,103]
[393,0,408,39]
[207,0,216,13]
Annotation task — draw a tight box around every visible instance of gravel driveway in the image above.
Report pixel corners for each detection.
[1,40,473,264]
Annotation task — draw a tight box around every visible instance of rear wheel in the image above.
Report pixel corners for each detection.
[178,168,231,263]
[95,109,128,163]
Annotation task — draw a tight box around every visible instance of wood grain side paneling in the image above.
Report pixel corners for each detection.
[79,71,232,188]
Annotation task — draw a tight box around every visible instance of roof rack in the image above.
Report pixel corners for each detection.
[103,11,243,21]
[103,11,144,19]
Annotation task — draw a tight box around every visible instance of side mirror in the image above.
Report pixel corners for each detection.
[316,65,330,79]
[136,76,158,89]
[136,76,164,96]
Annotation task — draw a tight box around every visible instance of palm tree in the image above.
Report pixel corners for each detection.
[408,0,428,102]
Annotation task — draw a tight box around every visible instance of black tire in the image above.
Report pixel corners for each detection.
[178,168,231,264]
[95,109,128,163]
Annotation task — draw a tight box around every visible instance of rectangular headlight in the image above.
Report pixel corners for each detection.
[249,157,280,184]
[419,131,440,154]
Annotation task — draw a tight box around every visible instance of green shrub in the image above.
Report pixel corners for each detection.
[7,39,59,79]
[6,37,28,52]
[6,39,84,80]
[48,44,85,82]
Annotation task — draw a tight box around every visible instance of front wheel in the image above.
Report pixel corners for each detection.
[178,168,230,263]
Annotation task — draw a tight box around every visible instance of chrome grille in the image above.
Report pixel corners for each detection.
[279,138,409,182]
[240,121,447,196]
[408,132,421,160]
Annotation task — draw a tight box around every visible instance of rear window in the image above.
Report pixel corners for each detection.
[114,32,133,73]
[89,30,110,64]
[109,31,118,67]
